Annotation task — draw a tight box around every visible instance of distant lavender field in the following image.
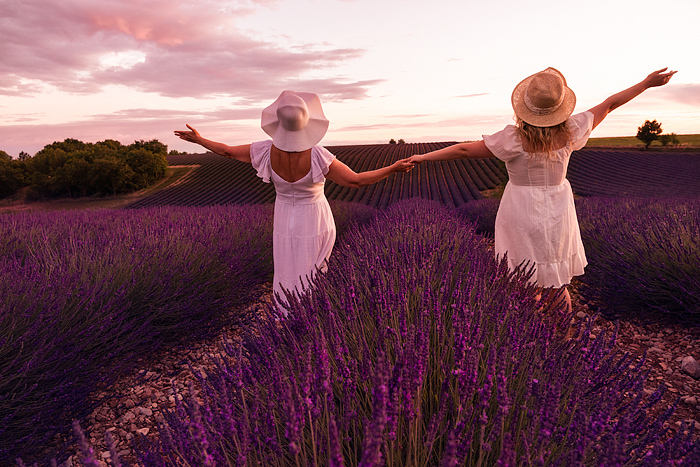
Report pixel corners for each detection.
[126,146,700,209]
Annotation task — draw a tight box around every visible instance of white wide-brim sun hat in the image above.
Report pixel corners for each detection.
[261,90,330,152]
[511,67,576,127]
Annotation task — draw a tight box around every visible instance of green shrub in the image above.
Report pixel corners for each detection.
[659,133,681,146]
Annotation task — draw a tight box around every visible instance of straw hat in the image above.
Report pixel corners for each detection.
[511,67,576,127]
[261,90,329,152]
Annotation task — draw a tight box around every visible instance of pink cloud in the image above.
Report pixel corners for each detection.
[652,84,700,107]
[0,0,374,99]
[0,107,260,157]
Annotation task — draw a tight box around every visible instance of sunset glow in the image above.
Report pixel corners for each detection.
[1,0,699,156]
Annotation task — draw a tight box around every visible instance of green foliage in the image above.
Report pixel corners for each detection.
[28,138,169,198]
[0,151,28,198]
[636,120,663,149]
[659,132,680,146]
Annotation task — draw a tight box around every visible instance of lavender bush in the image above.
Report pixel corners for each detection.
[134,199,700,466]
[457,197,500,237]
[576,197,700,324]
[0,205,273,463]
[327,200,378,238]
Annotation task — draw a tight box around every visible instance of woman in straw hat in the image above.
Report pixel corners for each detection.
[409,67,676,312]
[175,90,414,314]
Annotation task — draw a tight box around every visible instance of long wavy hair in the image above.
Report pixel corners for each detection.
[516,117,572,160]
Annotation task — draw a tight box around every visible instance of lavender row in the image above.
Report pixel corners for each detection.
[131,199,699,466]
[0,206,275,462]
[567,150,700,198]
[126,145,509,209]
[575,197,700,323]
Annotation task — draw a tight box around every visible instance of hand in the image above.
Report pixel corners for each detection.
[174,124,202,144]
[643,67,677,89]
[407,154,425,165]
[392,158,415,172]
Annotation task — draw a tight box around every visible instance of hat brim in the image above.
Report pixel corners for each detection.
[511,68,576,127]
[261,91,329,152]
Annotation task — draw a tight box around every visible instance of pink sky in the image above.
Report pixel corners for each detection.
[1,0,699,156]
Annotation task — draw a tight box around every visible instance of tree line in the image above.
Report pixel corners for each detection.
[0,139,172,199]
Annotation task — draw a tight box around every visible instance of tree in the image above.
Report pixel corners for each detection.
[125,147,167,189]
[636,120,663,150]
[0,151,27,198]
[389,139,397,144]
[398,139,406,144]
[88,156,135,196]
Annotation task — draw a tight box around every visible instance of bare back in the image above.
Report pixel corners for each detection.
[270,145,312,183]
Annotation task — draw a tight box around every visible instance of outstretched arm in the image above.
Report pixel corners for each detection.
[174,124,251,163]
[325,158,414,188]
[408,140,493,164]
[588,68,677,130]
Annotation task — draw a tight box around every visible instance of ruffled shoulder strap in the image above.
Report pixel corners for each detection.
[567,111,595,151]
[482,125,522,161]
[250,140,273,183]
[310,145,336,183]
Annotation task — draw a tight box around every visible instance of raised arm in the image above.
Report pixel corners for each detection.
[408,140,493,164]
[174,124,252,163]
[588,68,677,130]
[325,158,414,188]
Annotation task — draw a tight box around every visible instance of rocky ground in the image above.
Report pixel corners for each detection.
[38,281,700,466]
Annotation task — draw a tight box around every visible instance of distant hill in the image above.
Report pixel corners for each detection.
[125,144,700,209]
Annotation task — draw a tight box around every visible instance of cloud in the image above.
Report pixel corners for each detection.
[651,84,700,107]
[455,93,490,99]
[0,0,374,100]
[334,114,511,133]
[0,106,267,156]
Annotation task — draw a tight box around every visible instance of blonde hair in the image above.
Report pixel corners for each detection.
[516,118,572,160]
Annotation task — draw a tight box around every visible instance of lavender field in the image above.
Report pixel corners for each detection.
[4,197,700,466]
[125,145,700,209]
[3,145,700,465]
[129,200,700,466]
[126,143,508,209]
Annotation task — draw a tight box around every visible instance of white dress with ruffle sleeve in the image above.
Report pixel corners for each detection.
[250,140,337,309]
[482,111,594,288]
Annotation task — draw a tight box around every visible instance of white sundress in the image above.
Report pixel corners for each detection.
[250,140,337,310]
[482,111,594,288]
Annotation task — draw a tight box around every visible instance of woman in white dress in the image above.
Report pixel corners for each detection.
[175,90,414,313]
[408,67,676,312]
